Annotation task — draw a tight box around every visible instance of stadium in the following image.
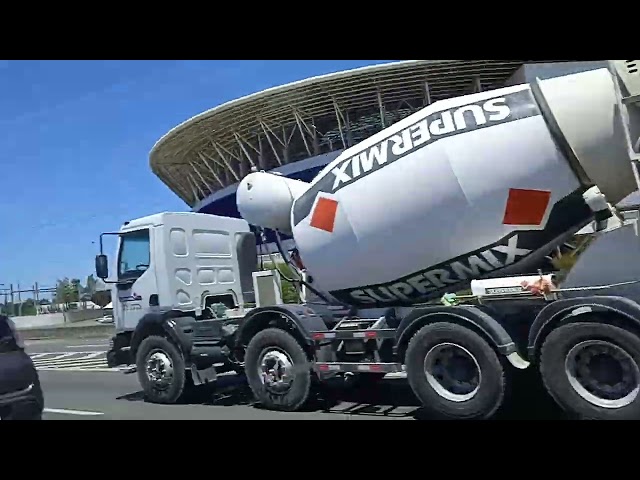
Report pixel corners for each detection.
[150,59,634,224]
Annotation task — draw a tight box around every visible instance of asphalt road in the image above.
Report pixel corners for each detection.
[25,337,565,420]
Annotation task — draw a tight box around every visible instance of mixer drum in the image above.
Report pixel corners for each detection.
[290,83,595,307]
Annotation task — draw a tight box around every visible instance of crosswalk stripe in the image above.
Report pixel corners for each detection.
[36,359,107,367]
[34,353,105,365]
[30,353,53,359]
[29,351,119,372]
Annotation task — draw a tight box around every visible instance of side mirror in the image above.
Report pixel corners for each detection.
[95,254,109,279]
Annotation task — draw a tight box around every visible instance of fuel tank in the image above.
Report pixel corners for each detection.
[237,67,637,307]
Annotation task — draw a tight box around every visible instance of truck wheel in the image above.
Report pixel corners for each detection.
[405,322,506,420]
[136,335,188,404]
[244,328,311,412]
[540,322,640,420]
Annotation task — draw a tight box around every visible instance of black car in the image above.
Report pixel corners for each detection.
[0,314,44,420]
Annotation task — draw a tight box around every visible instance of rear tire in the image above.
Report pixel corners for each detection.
[245,328,311,411]
[136,335,189,404]
[540,322,640,420]
[405,322,506,420]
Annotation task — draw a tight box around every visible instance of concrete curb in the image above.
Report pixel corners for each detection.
[19,324,115,341]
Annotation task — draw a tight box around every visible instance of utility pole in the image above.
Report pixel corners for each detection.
[17,283,22,316]
[34,282,39,315]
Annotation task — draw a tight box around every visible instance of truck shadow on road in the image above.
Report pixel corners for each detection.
[116,369,565,420]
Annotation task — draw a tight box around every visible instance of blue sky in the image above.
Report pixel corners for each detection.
[0,60,396,293]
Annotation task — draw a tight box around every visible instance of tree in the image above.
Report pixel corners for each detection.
[84,274,97,295]
[54,278,81,309]
[261,261,301,304]
[54,278,69,305]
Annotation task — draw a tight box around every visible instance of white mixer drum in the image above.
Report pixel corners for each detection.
[290,83,594,307]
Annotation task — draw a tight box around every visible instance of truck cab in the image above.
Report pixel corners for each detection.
[96,212,281,402]
[99,212,258,333]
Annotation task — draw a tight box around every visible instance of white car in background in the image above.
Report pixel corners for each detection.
[97,302,114,324]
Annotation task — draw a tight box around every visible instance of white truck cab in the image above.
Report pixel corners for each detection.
[97,212,259,333]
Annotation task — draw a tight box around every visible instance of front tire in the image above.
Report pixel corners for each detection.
[540,322,640,420]
[244,328,311,411]
[405,322,507,420]
[136,335,188,404]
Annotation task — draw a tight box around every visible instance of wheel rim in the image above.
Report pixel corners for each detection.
[423,342,481,402]
[146,349,174,390]
[258,348,294,394]
[565,340,640,409]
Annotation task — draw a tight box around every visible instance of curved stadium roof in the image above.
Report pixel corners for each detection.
[150,60,567,207]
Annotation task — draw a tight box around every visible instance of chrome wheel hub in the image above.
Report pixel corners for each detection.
[259,349,294,394]
[146,350,174,389]
[565,340,640,409]
[424,342,481,402]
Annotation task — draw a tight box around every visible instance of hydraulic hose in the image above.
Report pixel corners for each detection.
[259,227,339,306]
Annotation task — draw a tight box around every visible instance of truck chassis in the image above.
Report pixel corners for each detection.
[107,284,640,420]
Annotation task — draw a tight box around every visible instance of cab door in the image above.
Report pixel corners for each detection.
[114,227,156,331]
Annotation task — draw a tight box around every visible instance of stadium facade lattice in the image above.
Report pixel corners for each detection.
[150,60,618,220]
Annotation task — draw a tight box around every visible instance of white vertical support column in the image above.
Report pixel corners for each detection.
[259,120,283,167]
[185,174,201,205]
[345,109,353,147]
[293,109,312,157]
[311,117,320,156]
[377,89,386,128]
[210,141,241,183]
[163,166,192,204]
[424,81,432,106]
[233,132,258,178]
[257,134,266,170]
[197,152,225,188]
[473,76,482,93]
[190,162,215,195]
[234,132,259,170]
[281,125,289,164]
[332,99,347,150]
[186,171,207,200]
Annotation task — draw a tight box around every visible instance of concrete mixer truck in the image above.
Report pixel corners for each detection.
[96,60,640,420]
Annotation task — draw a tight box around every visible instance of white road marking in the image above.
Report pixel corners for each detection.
[29,351,118,372]
[384,372,407,379]
[39,352,77,361]
[30,350,102,358]
[43,408,104,416]
[38,367,118,373]
[37,359,106,368]
[67,344,108,349]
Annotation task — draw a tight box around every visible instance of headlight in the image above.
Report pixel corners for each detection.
[6,317,25,349]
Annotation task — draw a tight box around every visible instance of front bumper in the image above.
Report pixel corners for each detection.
[107,348,133,367]
[106,332,134,368]
[107,334,134,368]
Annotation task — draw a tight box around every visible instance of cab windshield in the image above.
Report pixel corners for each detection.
[118,229,151,280]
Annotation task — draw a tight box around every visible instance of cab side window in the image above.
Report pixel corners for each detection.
[118,229,151,280]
